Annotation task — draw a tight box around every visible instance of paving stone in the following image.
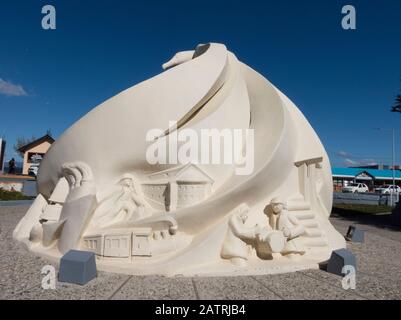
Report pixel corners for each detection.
[8,272,129,300]
[193,276,280,300]
[354,272,401,300]
[301,269,401,300]
[252,272,365,300]
[111,276,197,300]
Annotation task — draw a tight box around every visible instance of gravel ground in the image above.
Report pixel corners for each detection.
[1,204,401,300]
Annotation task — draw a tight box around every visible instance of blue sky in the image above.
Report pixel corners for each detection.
[0,0,400,167]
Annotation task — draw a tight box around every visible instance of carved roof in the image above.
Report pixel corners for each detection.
[146,163,214,184]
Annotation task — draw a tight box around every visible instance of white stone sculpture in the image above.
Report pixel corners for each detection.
[14,43,345,276]
[266,197,306,258]
[221,204,258,267]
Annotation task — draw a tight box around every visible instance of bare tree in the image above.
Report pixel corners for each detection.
[13,136,36,158]
[391,75,401,114]
[392,94,401,114]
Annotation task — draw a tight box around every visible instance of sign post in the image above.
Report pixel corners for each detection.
[0,139,6,174]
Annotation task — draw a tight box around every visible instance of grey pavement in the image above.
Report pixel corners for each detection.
[0,200,34,207]
[1,205,401,300]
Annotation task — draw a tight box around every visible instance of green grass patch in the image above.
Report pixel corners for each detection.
[333,204,392,215]
[0,189,32,201]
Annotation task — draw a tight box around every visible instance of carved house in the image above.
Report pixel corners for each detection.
[83,228,152,258]
[142,164,214,212]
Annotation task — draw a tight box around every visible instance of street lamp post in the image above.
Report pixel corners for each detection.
[392,128,397,205]
[374,128,397,206]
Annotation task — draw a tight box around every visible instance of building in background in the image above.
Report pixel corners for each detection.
[18,134,54,176]
[332,167,401,191]
[350,164,401,170]
[0,137,36,192]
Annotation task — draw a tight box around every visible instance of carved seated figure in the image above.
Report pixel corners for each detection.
[221,204,260,267]
[267,197,306,258]
[221,203,287,266]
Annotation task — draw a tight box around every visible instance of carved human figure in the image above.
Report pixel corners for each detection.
[221,204,260,267]
[267,197,306,256]
[92,174,149,228]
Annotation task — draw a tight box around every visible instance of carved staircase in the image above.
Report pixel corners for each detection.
[291,210,329,250]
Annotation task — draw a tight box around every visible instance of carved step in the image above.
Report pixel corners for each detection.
[304,228,323,238]
[302,221,319,228]
[304,236,329,247]
[292,211,315,220]
[303,238,328,247]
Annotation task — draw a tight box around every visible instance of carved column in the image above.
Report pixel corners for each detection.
[167,181,178,212]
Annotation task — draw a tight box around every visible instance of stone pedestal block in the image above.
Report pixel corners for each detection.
[327,249,356,276]
[345,226,364,243]
[391,202,401,227]
[59,250,97,285]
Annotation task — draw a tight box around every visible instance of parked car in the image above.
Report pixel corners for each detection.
[27,154,42,177]
[342,183,369,193]
[28,164,39,177]
[375,185,401,194]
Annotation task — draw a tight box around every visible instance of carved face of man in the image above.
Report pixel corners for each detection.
[121,178,133,188]
[272,202,283,215]
[240,213,248,222]
[238,207,249,222]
